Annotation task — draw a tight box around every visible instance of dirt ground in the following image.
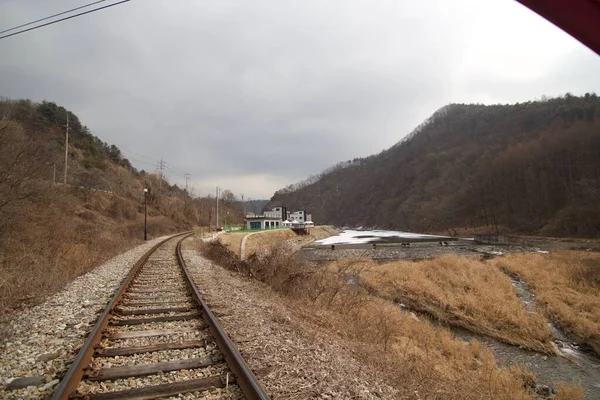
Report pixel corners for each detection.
[219,226,338,259]
[243,230,298,258]
[182,238,399,399]
[217,232,247,256]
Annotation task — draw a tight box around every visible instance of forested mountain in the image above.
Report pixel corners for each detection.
[270,94,600,237]
[0,98,243,313]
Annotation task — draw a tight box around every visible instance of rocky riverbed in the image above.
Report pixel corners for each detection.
[298,240,548,262]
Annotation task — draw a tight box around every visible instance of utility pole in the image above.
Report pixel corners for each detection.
[143,188,148,240]
[157,158,165,191]
[201,199,204,229]
[63,114,69,186]
[216,186,220,229]
[241,193,245,217]
[184,173,191,193]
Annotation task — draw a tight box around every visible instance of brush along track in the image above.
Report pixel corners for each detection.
[51,234,269,400]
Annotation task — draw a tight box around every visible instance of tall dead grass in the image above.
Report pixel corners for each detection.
[491,251,600,356]
[0,188,181,320]
[0,194,128,316]
[243,229,298,258]
[0,119,187,323]
[239,226,338,259]
[358,255,556,354]
[554,383,585,400]
[202,241,573,399]
[217,232,248,256]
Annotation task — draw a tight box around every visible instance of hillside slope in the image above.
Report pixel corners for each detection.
[0,98,243,315]
[270,94,600,237]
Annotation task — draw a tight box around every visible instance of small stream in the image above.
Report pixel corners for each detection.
[352,273,600,398]
[427,275,600,399]
[500,275,600,399]
[327,231,600,398]
[444,324,600,399]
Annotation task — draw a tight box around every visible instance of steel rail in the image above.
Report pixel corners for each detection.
[176,235,271,400]
[51,232,189,400]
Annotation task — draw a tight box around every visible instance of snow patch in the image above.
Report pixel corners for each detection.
[316,229,446,245]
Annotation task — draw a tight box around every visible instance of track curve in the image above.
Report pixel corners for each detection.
[51,233,269,400]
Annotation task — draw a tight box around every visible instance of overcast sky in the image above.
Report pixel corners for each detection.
[1,0,600,198]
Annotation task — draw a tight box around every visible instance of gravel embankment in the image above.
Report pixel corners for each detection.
[182,243,399,399]
[0,235,171,399]
[299,242,547,262]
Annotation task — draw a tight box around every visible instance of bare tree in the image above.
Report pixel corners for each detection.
[0,125,48,216]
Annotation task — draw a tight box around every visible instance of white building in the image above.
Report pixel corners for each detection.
[244,214,282,230]
[288,210,309,222]
[245,206,313,230]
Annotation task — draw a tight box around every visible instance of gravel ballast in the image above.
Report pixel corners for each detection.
[182,241,400,399]
[0,235,170,399]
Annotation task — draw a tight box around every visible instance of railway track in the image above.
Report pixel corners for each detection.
[51,233,269,400]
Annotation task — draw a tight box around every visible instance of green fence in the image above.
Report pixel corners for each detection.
[222,226,290,233]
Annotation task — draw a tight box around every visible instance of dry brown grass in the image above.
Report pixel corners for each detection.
[0,192,127,315]
[491,251,600,356]
[217,232,248,256]
[554,383,585,400]
[308,225,339,240]
[357,255,556,353]
[0,118,189,322]
[202,241,557,399]
[0,188,181,319]
[241,225,338,259]
[243,229,298,258]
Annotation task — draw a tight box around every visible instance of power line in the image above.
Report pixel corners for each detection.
[164,162,186,175]
[95,134,173,168]
[165,162,185,173]
[78,133,188,181]
[113,145,159,162]
[94,135,162,166]
[95,135,185,173]
[118,150,156,164]
[113,143,161,163]
[121,155,156,167]
[0,0,131,41]
[123,153,186,180]
[0,0,107,35]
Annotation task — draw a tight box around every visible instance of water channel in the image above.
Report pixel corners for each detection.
[311,230,600,398]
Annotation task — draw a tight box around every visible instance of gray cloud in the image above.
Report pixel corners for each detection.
[1,0,600,198]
